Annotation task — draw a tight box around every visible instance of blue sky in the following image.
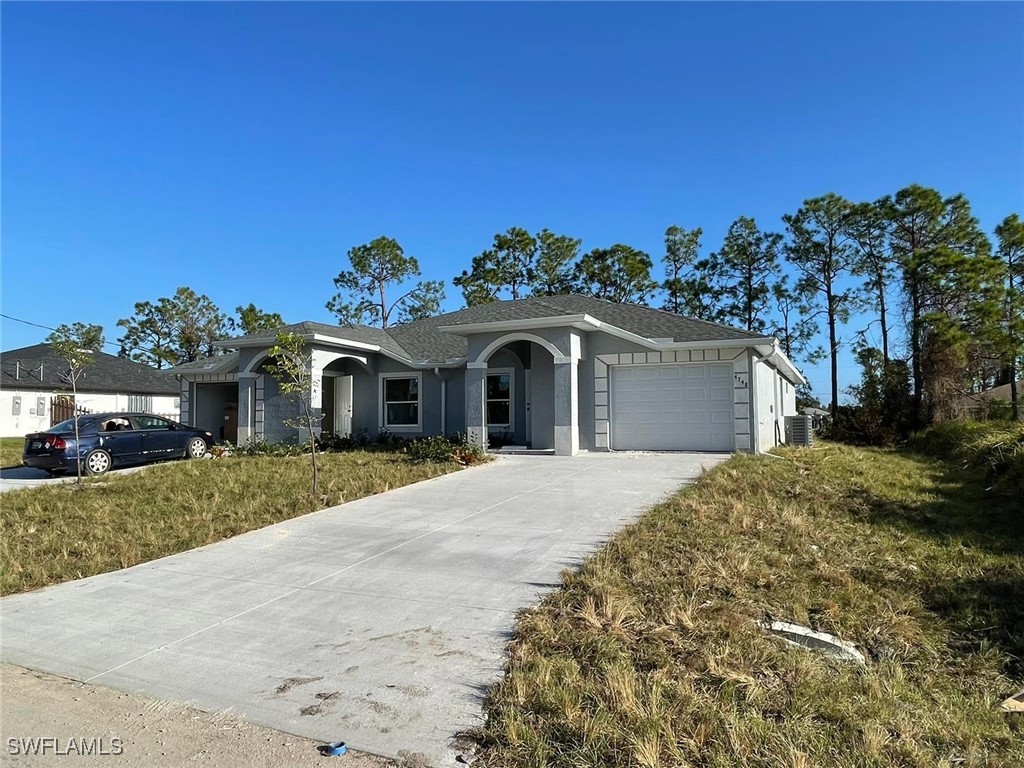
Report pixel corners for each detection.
[3,2,1022,403]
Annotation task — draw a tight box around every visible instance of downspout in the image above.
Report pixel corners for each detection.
[433,368,447,436]
[758,340,786,446]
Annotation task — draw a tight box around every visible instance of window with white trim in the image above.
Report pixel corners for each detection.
[486,369,513,429]
[381,374,421,430]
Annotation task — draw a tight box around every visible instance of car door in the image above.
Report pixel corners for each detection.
[134,415,184,459]
[97,417,144,464]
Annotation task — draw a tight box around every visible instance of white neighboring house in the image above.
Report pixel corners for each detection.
[0,344,180,438]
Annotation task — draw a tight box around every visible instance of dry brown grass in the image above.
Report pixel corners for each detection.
[477,443,1024,768]
[1,437,23,469]
[0,451,460,595]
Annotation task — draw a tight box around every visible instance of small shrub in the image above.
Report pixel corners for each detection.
[233,436,307,458]
[408,433,488,465]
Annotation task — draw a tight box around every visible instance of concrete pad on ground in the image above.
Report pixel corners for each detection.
[1,452,728,766]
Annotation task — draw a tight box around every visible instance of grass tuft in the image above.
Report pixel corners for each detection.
[475,443,1024,767]
[1,450,461,595]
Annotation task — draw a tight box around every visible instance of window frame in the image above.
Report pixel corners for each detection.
[485,367,515,431]
[378,372,423,432]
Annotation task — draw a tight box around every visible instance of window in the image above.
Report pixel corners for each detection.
[128,394,153,412]
[486,369,513,429]
[381,374,421,430]
[133,415,172,431]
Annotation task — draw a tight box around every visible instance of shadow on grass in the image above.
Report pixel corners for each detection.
[850,454,1024,678]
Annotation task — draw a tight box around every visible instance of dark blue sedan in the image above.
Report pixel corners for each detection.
[23,413,213,476]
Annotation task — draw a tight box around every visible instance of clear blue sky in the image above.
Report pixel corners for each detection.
[3,2,1022,403]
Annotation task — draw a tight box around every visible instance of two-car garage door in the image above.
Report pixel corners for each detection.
[610,363,734,451]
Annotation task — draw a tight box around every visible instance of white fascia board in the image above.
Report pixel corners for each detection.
[592,319,775,352]
[437,314,599,335]
[754,341,808,386]
[308,333,382,353]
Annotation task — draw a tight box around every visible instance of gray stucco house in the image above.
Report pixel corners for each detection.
[173,295,805,455]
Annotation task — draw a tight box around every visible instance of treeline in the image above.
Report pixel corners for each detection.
[116,295,283,368]
[113,183,1022,431]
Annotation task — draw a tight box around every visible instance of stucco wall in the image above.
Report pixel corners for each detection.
[0,389,179,438]
[529,351,555,450]
[443,369,466,437]
[783,376,797,419]
[259,373,301,443]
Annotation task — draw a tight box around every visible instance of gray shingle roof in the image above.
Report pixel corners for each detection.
[427,295,768,343]
[172,351,240,372]
[228,321,411,359]
[1,345,179,394]
[221,295,769,363]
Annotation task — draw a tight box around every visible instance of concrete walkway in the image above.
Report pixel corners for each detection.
[0,452,728,766]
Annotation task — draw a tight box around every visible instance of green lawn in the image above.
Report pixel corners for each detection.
[477,443,1024,768]
[1,437,23,469]
[1,451,462,595]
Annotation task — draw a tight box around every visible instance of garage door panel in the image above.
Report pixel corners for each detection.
[611,363,734,451]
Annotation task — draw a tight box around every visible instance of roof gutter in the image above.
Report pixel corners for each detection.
[754,340,807,386]
[437,314,599,335]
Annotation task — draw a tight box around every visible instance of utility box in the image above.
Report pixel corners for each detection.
[785,415,814,447]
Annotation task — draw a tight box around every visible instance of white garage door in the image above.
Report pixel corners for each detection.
[611,363,735,451]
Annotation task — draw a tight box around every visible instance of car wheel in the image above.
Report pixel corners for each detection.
[186,437,208,459]
[84,449,112,476]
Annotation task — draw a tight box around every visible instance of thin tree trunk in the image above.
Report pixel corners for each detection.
[828,295,839,418]
[910,282,925,428]
[878,280,889,365]
[72,376,82,485]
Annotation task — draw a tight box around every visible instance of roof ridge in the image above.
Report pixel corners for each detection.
[549,293,769,339]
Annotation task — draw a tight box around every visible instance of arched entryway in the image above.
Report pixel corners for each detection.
[319,354,372,438]
[466,331,580,455]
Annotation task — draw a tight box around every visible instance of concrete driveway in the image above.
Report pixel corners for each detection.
[0,452,728,765]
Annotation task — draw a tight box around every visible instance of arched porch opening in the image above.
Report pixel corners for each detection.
[319,354,373,438]
[469,335,570,452]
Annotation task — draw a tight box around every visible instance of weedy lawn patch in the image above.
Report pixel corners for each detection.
[1,437,23,469]
[477,443,1023,768]
[1,451,460,595]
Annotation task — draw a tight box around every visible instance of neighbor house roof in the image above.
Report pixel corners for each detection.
[0,344,179,395]
[965,379,1024,402]
[209,294,804,383]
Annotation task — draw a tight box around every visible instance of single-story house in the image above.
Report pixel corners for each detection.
[956,378,1024,420]
[0,344,180,438]
[174,295,806,455]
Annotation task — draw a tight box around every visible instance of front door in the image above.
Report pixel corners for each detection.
[336,375,353,437]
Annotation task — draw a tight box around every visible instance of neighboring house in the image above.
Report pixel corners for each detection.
[956,378,1024,420]
[174,295,806,455]
[0,344,180,438]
